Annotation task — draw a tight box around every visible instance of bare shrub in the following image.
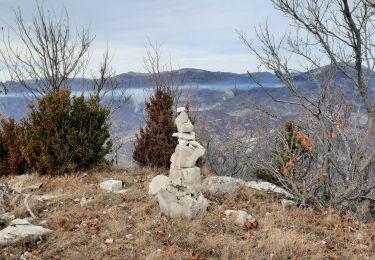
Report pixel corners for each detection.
[240,0,375,218]
[0,2,93,97]
[132,43,180,168]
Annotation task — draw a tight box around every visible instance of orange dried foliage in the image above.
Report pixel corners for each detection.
[295,131,314,151]
[0,117,27,176]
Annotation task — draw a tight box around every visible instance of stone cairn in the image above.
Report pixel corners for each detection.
[152,107,209,219]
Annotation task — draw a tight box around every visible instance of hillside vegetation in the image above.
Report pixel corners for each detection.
[1,167,374,259]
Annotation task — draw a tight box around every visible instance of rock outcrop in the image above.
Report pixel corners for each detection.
[0,219,51,246]
[202,176,243,197]
[150,107,209,219]
[202,176,294,198]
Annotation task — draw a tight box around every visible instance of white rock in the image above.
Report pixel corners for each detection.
[177,107,186,113]
[0,212,15,221]
[105,238,114,244]
[33,195,57,202]
[80,197,87,207]
[236,211,249,226]
[178,140,189,146]
[281,199,297,210]
[172,132,196,141]
[224,210,256,226]
[20,251,33,260]
[169,167,202,193]
[175,111,194,133]
[100,180,123,192]
[157,186,209,219]
[245,181,294,198]
[202,176,242,197]
[10,219,30,226]
[149,175,170,195]
[171,143,205,168]
[0,218,52,246]
[125,234,134,240]
[202,176,293,198]
[188,141,204,149]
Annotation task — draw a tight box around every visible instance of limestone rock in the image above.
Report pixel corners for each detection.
[0,213,15,222]
[175,111,194,133]
[177,107,186,113]
[149,175,170,195]
[0,218,52,246]
[153,108,209,219]
[202,176,242,197]
[202,176,293,198]
[244,180,294,198]
[10,219,29,225]
[157,186,209,219]
[225,210,256,226]
[172,132,196,141]
[100,180,123,192]
[169,167,202,193]
[281,199,297,210]
[188,140,204,149]
[171,143,205,168]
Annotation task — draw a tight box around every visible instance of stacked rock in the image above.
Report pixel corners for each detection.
[153,107,209,219]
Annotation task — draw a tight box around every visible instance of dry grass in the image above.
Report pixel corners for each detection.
[1,167,375,259]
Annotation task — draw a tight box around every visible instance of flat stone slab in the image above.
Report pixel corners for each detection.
[202,176,294,198]
[100,180,123,192]
[202,176,242,197]
[0,219,51,246]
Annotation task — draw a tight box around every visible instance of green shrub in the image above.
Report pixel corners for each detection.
[0,117,27,176]
[21,89,112,175]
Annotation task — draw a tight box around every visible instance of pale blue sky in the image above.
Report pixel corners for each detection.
[0,0,290,74]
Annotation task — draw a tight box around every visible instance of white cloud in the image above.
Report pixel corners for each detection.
[0,0,291,74]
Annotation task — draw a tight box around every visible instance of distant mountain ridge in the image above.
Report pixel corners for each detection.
[3,68,280,93]
[114,68,279,88]
[5,64,371,93]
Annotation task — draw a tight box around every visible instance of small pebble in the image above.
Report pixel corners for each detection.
[105,239,114,244]
[126,234,134,240]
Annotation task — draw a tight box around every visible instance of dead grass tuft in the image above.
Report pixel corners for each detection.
[0,167,374,259]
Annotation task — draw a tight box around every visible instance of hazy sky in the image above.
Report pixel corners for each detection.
[0,0,290,74]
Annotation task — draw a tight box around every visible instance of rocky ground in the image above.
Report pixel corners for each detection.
[0,167,375,259]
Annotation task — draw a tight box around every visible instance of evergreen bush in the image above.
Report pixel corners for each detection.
[21,89,112,175]
[133,86,177,168]
[0,117,27,176]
